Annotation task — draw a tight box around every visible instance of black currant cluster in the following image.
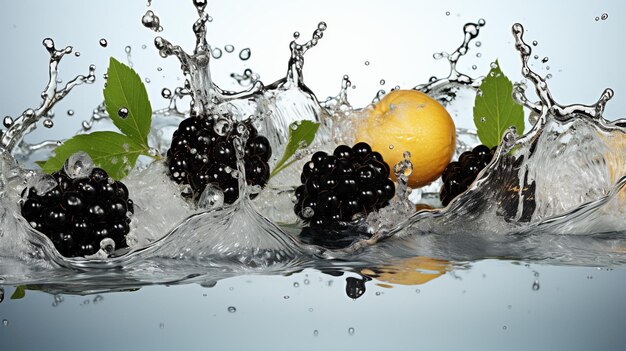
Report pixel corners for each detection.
[166,116,272,204]
[440,144,495,206]
[20,167,134,258]
[294,142,395,227]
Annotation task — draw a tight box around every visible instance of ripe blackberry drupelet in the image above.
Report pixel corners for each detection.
[21,167,134,258]
[294,142,395,227]
[166,117,271,204]
[439,144,495,206]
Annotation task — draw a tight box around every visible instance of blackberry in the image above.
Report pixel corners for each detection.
[439,144,495,206]
[166,116,271,204]
[20,167,134,258]
[440,145,536,222]
[294,142,395,227]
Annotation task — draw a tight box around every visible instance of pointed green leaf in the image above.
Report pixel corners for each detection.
[104,57,152,146]
[40,131,147,180]
[11,285,26,300]
[473,59,525,148]
[270,120,320,178]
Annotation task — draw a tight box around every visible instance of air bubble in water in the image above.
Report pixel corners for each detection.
[99,38,108,47]
[64,152,95,180]
[224,44,234,53]
[532,281,540,291]
[227,306,237,313]
[118,107,129,119]
[239,48,251,61]
[198,184,225,210]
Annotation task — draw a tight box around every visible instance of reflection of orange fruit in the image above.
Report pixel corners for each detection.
[361,256,450,286]
[356,90,456,188]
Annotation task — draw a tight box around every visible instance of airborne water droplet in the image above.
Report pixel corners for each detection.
[227,306,237,313]
[43,119,54,128]
[3,116,14,128]
[212,48,223,59]
[364,61,370,66]
[348,327,355,335]
[601,13,608,20]
[224,44,234,53]
[161,88,172,99]
[239,48,251,61]
[67,109,74,116]
[445,11,451,16]
[99,38,108,47]
[313,330,319,337]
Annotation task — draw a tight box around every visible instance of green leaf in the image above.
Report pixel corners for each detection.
[270,120,320,178]
[473,59,525,148]
[40,131,147,180]
[104,57,152,146]
[11,285,26,300]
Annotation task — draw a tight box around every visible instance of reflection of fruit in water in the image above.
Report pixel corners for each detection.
[361,256,450,286]
[356,90,456,188]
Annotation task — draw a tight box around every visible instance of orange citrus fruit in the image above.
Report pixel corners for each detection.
[360,256,450,286]
[356,90,456,188]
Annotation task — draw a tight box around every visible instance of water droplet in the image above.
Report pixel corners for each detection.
[308,308,314,312]
[142,10,161,32]
[125,45,132,54]
[43,119,54,128]
[304,279,310,285]
[227,306,237,313]
[141,44,147,50]
[99,38,108,47]
[532,40,538,46]
[118,107,129,119]
[541,57,549,63]
[67,109,74,116]
[375,291,382,296]
[379,79,386,85]
[480,116,486,123]
[313,330,319,337]
[364,61,370,66]
[502,325,508,330]
[507,305,512,309]
[472,65,477,70]
[475,41,482,47]
[198,184,224,210]
[212,48,223,59]
[239,48,251,61]
[348,327,355,335]
[283,295,290,299]
[161,88,172,99]
[3,116,14,128]
[145,77,151,84]
[445,11,450,16]
[159,322,165,329]
[476,52,482,58]
[415,289,420,294]
[490,62,498,69]
[224,44,235,53]
[532,281,540,291]
[293,282,299,288]
[2,319,8,326]
[93,295,103,304]
[601,13,608,20]
[74,51,81,57]
[595,16,600,21]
